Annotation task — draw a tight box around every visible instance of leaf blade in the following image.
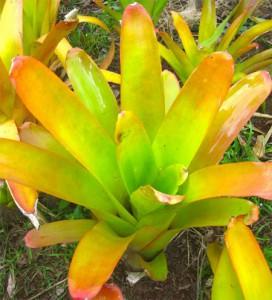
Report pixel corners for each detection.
[182,162,272,202]
[120,3,165,140]
[68,222,133,299]
[153,52,234,169]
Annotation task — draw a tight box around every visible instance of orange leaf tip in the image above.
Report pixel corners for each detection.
[69,279,102,300]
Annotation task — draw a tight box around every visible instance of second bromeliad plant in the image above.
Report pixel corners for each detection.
[1,3,272,300]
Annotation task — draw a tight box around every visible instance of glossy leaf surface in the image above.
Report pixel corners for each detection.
[0,0,23,68]
[182,162,272,202]
[10,56,126,202]
[171,198,258,228]
[190,71,272,171]
[19,122,77,163]
[0,139,115,213]
[66,48,118,136]
[121,4,164,140]
[225,218,272,300]
[68,222,133,299]
[115,111,157,194]
[25,219,95,248]
[130,185,184,219]
[212,247,244,300]
[199,0,216,43]
[153,52,234,169]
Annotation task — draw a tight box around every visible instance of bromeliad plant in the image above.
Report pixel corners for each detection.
[94,0,168,25]
[1,3,272,299]
[160,0,272,83]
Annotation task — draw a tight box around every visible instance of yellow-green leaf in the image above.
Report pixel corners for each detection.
[66,48,118,136]
[120,3,164,140]
[153,52,234,169]
[225,218,272,300]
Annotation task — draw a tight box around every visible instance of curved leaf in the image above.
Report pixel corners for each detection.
[130,185,184,219]
[158,42,187,82]
[159,32,194,81]
[153,164,188,194]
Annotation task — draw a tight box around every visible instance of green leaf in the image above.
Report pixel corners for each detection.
[152,0,168,24]
[171,11,199,63]
[171,198,258,229]
[153,164,188,194]
[159,32,194,81]
[207,242,222,273]
[115,111,158,194]
[120,3,165,140]
[128,252,168,281]
[130,206,177,252]
[66,48,118,136]
[212,247,244,300]
[159,42,188,83]
[199,0,217,43]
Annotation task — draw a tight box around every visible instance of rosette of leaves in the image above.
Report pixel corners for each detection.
[1,4,272,299]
